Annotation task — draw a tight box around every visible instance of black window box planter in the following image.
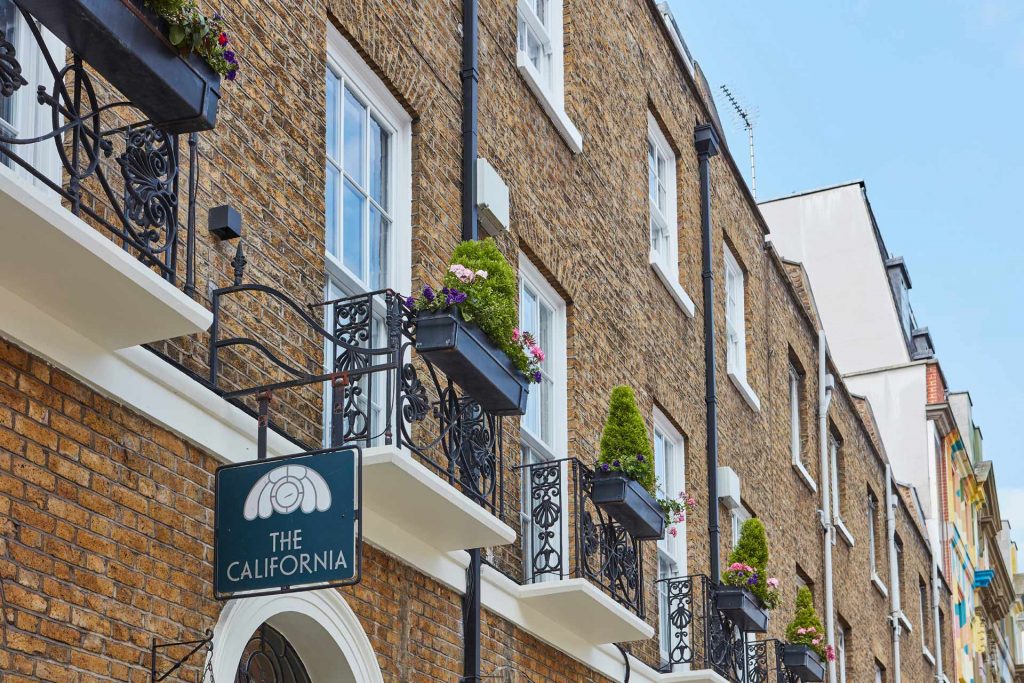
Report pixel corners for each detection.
[589,473,665,540]
[414,309,529,417]
[20,0,221,133]
[782,644,825,681]
[715,586,769,633]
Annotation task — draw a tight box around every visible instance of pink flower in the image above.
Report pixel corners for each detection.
[475,269,488,279]
[668,526,678,537]
[811,638,820,646]
[687,497,696,507]
[767,577,780,589]
[530,345,545,361]
[825,645,836,662]
[674,512,686,524]
[512,328,521,342]
[448,263,476,283]
[797,627,807,635]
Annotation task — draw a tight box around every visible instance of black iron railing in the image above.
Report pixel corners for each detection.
[744,639,801,683]
[659,574,744,680]
[0,3,199,293]
[516,457,645,617]
[209,286,505,516]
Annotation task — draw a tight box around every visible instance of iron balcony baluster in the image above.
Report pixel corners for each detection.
[516,458,646,618]
[0,3,200,292]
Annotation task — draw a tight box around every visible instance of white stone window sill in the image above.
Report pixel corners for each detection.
[649,255,695,318]
[835,517,855,546]
[727,370,761,412]
[898,611,912,633]
[871,573,889,598]
[516,53,583,154]
[793,460,817,493]
[923,647,936,666]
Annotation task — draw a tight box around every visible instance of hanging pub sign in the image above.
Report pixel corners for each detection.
[214,446,362,599]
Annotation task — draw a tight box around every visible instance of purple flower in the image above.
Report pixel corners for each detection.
[227,69,237,81]
[636,454,644,462]
[612,459,621,468]
[224,50,236,63]
[533,370,542,383]
[423,285,435,302]
[600,463,610,473]
[405,296,416,308]
[447,288,468,304]
[747,576,758,586]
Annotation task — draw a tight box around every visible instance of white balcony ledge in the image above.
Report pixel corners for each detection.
[517,578,654,644]
[658,670,731,683]
[0,167,212,350]
[360,446,517,553]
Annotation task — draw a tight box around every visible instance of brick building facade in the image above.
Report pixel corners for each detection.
[0,0,962,682]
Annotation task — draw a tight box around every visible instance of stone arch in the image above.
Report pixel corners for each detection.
[210,590,383,683]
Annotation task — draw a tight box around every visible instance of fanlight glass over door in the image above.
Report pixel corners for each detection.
[235,624,311,683]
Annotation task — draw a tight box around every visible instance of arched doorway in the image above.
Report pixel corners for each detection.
[235,624,311,683]
[210,591,384,683]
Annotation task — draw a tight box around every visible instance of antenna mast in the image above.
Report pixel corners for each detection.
[720,85,757,199]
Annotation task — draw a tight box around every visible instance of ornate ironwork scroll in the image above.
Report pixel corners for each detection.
[208,285,508,517]
[660,574,745,681]
[517,458,645,618]
[0,4,199,289]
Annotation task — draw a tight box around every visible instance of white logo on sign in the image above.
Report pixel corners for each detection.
[243,464,332,521]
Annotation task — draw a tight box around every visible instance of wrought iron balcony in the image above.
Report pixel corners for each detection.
[516,457,646,617]
[208,286,516,552]
[0,3,201,293]
[660,574,745,680]
[0,2,213,349]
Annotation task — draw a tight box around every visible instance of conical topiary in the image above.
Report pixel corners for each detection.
[722,518,780,609]
[597,386,656,493]
[786,586,829,660]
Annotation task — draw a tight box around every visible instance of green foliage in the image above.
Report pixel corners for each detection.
[413,239,538,381]
[144,1,240,79]
[445,239,531,375]
[721,518,780,610]
[786,587,828,660]
[597,386,656,493]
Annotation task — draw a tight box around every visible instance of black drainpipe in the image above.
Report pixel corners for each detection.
[460,0,482,679]
[695,123,722,582]
[460,0,479,244]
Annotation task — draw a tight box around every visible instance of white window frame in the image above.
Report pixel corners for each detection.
[653,410,687,666]
[322,26,412,447]
[868,490,879,573]
[0,5,61,189]
[647,113,694,318]
[515,0,582,153]
[789,363,815,491]
[837,624,848,683]
[519,255,568,583]
[830,434,854,545]
[731,504,752,550]
[325,25,412,298]
[724,245,759,411]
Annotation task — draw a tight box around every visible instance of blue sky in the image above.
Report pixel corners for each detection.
[665,0,1024,538]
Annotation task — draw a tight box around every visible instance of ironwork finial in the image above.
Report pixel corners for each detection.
[231,241,246,285]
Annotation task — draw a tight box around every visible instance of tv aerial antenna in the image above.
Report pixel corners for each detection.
[720,84,758,199]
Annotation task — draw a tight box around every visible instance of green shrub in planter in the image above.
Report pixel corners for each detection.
[597,386,655,493]
[721,518,780,610]
[786,587,832,661]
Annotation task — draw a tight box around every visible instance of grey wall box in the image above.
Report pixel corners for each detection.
[209,205,242,241]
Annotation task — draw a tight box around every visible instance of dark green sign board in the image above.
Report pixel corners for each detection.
[214,447,361,599]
